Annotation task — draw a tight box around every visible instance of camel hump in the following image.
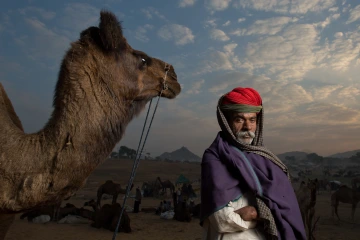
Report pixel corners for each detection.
[105,180,113,184]
[0,82,24,132]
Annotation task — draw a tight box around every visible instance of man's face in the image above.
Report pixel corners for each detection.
[228,112,257,144]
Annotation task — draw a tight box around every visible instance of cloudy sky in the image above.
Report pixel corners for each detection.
[1,0,360,158]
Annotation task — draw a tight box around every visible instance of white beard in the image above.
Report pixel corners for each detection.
[235,131,255,145]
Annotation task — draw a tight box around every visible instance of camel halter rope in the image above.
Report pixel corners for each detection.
[111,64,170,240]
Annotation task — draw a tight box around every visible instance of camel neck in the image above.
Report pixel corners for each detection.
[42,98,148,166]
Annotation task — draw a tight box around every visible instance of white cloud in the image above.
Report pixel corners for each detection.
[210,29,230,41]
[141,7,166,20]
[197,43,242,75]
[204,19,217,28]
[18,7,56,20]
[244,24,319,81]
[235,0,337,14]
[158,24,195,45]
[179,0,197,8]
[186,79,205,94]
[346,5,360,24]
[59,3,99,35]
[135,24,153,42]
[318,31,360,71]
[310,84,342,100]
[222,20,231,26]
[205,0,233,12]
[328,7,338,12]
[334,32,343,38]
[230,17,298,36]
[21,17,70,63]
[314,13,340,29]
[238,18,246,23]
[337,86,360,100]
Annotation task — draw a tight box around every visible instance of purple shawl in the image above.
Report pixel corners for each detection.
[200,132,306,240]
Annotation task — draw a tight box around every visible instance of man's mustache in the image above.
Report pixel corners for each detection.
[236,131,255,138]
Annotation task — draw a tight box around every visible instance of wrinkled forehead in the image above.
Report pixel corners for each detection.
[228,111,257,120]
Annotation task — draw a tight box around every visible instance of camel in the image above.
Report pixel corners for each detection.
[96,180,134,207]
[0,10,180,239]
[331,185,360,221]
[85,199,131,233]
[295,178,318,240]
[141,180,162,197]
[156,177,175,195]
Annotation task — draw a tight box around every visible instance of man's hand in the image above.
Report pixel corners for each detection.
[234,206,258,221]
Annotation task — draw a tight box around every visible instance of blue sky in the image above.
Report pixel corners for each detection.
[1,0,360,158]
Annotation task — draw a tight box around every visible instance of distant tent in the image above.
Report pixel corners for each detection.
[175,174,190,185]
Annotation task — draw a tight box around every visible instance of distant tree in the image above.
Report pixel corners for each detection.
[110,152,118,158]
[350,152,360,163]
[285,156,296,161]
[118,146,136,159]
[306,153,323,164]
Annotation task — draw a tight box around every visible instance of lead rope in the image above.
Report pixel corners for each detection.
[111,64,170,240]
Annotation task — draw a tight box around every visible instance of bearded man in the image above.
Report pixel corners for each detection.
[200,87,306,240]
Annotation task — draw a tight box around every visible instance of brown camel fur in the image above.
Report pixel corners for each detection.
[156,177,175,195]
[97,180,134,207]
[0,10,180,239]
[331,185,360,221]
[296,178,318,240]
[85,199,131,233]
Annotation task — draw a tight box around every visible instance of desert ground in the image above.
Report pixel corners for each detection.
[5,158,360,240]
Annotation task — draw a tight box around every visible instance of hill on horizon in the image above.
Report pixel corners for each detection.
[157,146,201,162]
[276,151,308,161]
[327,149,360,159]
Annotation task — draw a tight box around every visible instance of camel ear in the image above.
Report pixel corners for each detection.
[99,10,126,51]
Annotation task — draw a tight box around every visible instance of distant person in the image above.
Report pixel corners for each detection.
[172,191,177,207]
[200,87,306,240]
[133,187,142,213]
[177,188,181,203]
[156,201,164,215]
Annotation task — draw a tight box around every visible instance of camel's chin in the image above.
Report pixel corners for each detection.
[162,83,181,99]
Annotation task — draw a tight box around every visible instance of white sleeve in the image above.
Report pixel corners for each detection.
[208,201,257,233]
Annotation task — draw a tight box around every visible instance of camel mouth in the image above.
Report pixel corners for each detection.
[163,79,181,99]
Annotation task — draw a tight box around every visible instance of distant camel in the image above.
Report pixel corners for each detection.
[296,178,318,239]
[85,199,131,233]
[0,10,180,239]
[331,185,360,221]
[156,177,175,195]
[97,180,134,207]
[142,180,162,197]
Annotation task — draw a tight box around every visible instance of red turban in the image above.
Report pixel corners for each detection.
[221,87,262,106]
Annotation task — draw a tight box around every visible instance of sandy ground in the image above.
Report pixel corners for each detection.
[5,158,360,240]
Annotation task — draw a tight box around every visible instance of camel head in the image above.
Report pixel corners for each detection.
[54,10,180,114]
[307,178,318,191]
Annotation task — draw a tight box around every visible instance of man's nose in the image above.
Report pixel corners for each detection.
[242,121,251,130]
